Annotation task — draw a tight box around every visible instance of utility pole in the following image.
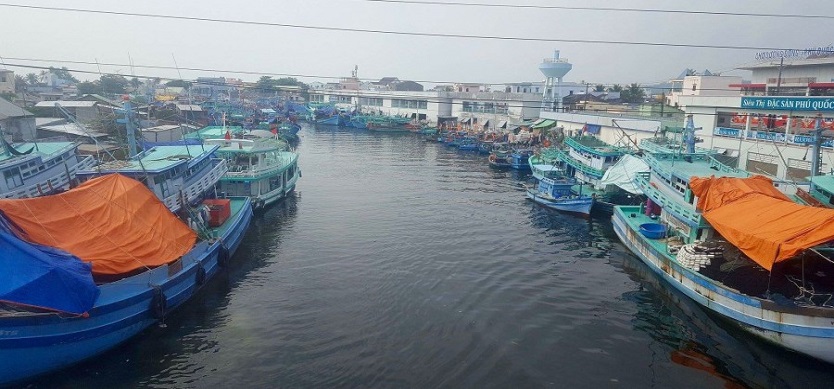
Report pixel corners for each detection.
[583,81,589,111]
[811,114,823,192]
[775,56,784,96]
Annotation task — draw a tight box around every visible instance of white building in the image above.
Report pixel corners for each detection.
[309,88,540,126]
[666,74,743,107]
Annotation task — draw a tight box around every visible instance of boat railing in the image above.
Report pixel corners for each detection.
[550,147,606,179]
[1,155,97,199]
[223,155,296,178]
[634,173,704,227]
[162,158,228,212]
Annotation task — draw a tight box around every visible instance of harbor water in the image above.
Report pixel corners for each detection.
[29,124,834,388]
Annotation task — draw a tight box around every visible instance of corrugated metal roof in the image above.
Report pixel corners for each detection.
[175,104,202,112]
[34,101,98,108]
[0,97,32,120]
[38,123,108,138]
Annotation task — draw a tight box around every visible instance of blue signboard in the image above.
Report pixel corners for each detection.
[740,97,834,112]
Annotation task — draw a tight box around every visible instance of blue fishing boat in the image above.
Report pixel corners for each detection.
[457,137,479,151]
[613,115,834,365]
[76,144,227,213]
[542,133,643,214]
[509,149,532,170]
[317,115,341,126]
[0,174,253,385]
[526,177,594,215]
[0,139,95,199]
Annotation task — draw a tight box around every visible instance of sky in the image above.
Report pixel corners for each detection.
[1,0,834,87]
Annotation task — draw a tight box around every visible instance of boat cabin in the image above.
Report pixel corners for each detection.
[1,141,95,199]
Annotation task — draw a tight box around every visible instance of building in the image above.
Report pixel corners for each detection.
[0,97,35,141]
[309,88,540,125]
[666,51,834,182]
[665,71,742,107]
[33,100,117,124]
[0,70,14,94]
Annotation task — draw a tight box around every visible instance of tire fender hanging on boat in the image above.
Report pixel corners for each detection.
[217,242,230,268]
[150,286,167,320]
[195,261,207,285]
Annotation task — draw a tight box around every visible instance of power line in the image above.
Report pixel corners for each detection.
[0,3,823,52]
[355,0,834,20]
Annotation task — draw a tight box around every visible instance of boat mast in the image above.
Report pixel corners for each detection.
[810,114,823,192]
[123,96,138,158]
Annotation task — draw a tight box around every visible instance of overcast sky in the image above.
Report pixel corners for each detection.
[1,0,833,86]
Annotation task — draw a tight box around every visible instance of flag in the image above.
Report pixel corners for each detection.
[224,130,231,140]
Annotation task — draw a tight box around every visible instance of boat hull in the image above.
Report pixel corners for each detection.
[526,189,593,215]
[612,206,834,364]
[0,198,254,385]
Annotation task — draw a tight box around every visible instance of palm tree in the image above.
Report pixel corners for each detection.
[608,84,623,93]
[25,73,38,86]
[622,83,646,104]
[14,75,27,92]
[594,84,606,92]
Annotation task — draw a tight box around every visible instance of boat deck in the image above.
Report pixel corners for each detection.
[0,142,76,163]
[615,206,834,305]
[91,145,218,173]
[210,198,249,238]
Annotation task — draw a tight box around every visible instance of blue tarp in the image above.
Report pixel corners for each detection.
[0,225,99,315]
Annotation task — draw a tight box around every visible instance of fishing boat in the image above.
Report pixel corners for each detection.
[76,144,227,213]
[612,120,834,364]
[457,136,479,151]
[488,142,513,169]
[538,131,639,214]
[509,149,532,170]
[0,139,96,199]
[528,154,563,181]
[526,176,594,215]
[0,174,253,385]
[203,135,300,210]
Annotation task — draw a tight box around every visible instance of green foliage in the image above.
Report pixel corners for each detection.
[14,75,26,93]
[620,83,646,103]
[99,74,129,95]
[48,67,79,83]
[594,84,606,92]
[255,76,308,92]
[608,84,623,92]
[25,73,39,86]
[0,92,15,101]
[165,79,192,89]
[76,81,100,95]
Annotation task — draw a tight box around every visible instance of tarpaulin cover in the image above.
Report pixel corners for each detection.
[600,155,650,194]
[0,229,99,315]
[0,174,197,277]
[689,175,834,271]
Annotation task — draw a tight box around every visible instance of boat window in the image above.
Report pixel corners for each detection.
[3,168,23,188]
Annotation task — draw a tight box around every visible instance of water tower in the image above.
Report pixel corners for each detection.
[538,50,572,112]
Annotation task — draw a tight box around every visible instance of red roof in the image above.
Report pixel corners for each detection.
[809,82,834,89]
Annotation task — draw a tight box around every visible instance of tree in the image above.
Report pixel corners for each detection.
[48,66,79,83]
[165,79,192,89]
[608,84,623,93]
[620,83,646,104]
[129,77,142,90]
[594,84,606,92]
[14,75,27,93]
[99,74,129,95]
[25,73,39,86]
[76,81,100,95]
[256,76,274,91]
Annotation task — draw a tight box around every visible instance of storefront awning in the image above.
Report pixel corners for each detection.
[531,119,557,129]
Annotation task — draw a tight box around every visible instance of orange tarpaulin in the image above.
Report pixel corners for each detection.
[690,175,834,271]
[0,174,197,277]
